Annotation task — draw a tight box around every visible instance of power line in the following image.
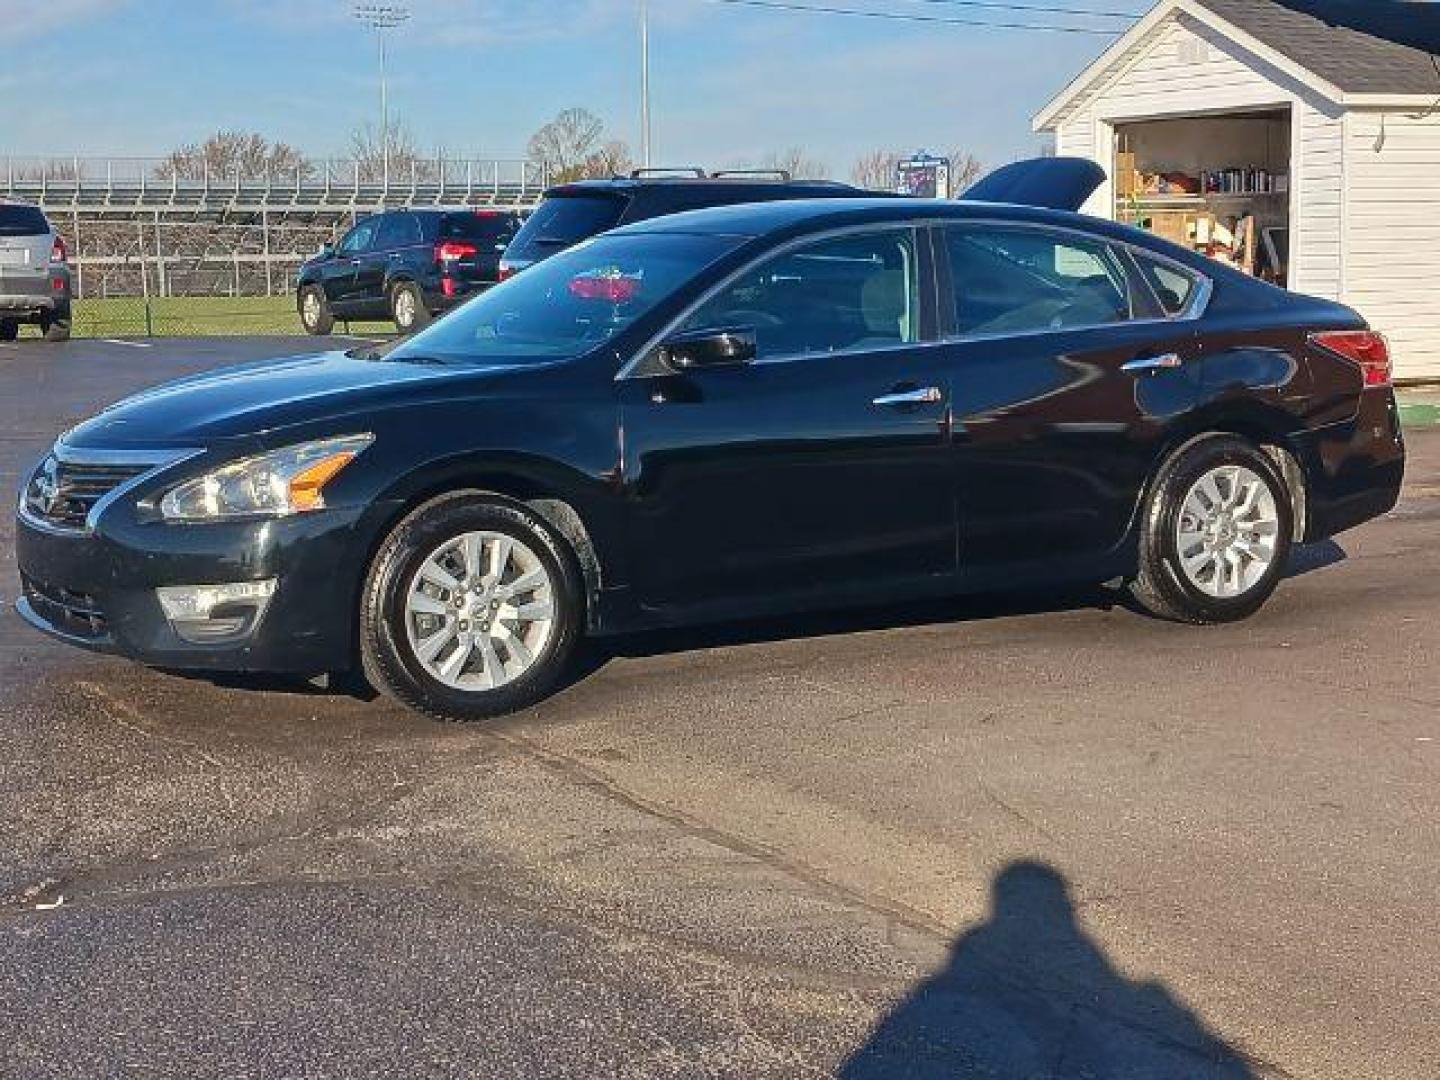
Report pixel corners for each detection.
[903,0,1137,21]
[704,0,1127,34]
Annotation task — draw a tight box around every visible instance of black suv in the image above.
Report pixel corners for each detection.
[297,208,521,335]
[498,169,865,279]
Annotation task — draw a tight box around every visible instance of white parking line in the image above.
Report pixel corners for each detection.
[100,339,152,348]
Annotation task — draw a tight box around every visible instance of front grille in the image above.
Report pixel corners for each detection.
[22,456,149,530]
[21,573,109,640]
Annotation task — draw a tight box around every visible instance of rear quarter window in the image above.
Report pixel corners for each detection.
[1133,252,1202,316]
[0,205,49,236]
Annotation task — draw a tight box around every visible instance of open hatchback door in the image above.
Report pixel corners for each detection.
[961,157,1106,213]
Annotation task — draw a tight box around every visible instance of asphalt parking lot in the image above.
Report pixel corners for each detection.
[1,336,1437,1078]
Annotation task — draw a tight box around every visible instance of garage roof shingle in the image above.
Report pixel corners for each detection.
[1195,0,1440,95]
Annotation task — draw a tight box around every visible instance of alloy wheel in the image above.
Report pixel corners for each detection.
[403,530,555,691]
[302,291,321,328]
[1175,464,1281,599]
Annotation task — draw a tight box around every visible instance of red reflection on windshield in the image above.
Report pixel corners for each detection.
[568,270,641,303]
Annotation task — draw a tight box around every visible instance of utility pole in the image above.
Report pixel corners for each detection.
[640,0,652,168]
[352,4,411,188]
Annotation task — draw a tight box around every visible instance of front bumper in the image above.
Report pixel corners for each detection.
[15,503,365,674]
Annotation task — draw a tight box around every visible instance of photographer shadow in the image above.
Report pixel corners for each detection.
[840,862,1257,1079]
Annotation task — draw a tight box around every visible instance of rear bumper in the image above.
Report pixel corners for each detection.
[1295,388,1406,542]
[14,504,364,674]
[0,293,62,316]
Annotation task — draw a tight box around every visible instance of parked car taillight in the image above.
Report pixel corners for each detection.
[435,241,478,264]
[1311,330,1392,388]
[50,236,67,264]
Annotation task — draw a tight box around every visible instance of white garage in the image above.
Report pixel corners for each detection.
[1034,0,1440,381]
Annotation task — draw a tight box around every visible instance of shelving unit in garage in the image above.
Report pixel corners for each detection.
[1113,108,1292,285]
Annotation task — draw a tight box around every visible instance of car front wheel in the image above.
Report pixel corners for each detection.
[1130,435,1294,624]
[360,492,583,721]
[298,286,334,335]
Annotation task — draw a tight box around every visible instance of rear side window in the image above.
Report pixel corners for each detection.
[0,205,49,236]
[509,195,629,258]
[440,212,519,243]
[1133,252,1202,316]
[375,212,423,250]
[945,226,1132,337]
[680,229,919,361]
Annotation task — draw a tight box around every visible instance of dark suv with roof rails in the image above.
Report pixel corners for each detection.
[297,208,521,336]
[498,168,868,280]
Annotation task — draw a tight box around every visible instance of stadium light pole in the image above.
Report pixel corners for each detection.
[640,0,652,168]
[352,3,411,188]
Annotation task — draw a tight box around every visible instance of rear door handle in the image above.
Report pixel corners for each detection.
[1122,352,1183,375]
[872,386,943,408]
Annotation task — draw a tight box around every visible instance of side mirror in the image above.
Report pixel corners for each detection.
[657,327,758,372]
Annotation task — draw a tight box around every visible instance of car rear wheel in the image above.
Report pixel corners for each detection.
[0,319,17,342]
[298,285,334,336]
[390,281,430,335]
[360,492,583,722]
[1130,435,1293,624]
[40,311,70,343]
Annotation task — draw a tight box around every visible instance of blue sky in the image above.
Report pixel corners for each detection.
[1,0,1155,176]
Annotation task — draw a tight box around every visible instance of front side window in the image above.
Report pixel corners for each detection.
[383,232,741,365]
[678,229,919,361]
[946,226,1132,337]
[338,219,377,256]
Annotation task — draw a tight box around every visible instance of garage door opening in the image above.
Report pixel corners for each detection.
[1114,108,1292,285]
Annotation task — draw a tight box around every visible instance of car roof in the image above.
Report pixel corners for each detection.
[548,177,863,199]
[606,197,1096,238]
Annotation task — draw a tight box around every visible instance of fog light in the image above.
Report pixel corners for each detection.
[156,579,276,643]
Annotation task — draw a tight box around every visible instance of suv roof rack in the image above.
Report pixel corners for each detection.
[710,169,793,181]
[628,167,708,179]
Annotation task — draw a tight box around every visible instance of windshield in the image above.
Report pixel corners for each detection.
[386,232,741,365]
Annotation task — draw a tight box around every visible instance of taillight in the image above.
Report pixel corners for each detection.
[497,262,516,282]
[1311,330,1392,388]
[50,236,67,264]
[435,240,478,263]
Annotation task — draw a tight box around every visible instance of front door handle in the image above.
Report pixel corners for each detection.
[872,386,943,408]
[1122,352,1183,375]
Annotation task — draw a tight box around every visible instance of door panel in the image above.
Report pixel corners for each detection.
[942,323,1200,568]
[326,219,379,310]
[936,223,1202,570]
[619,349,955,612]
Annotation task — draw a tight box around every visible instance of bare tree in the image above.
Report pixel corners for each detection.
[161,131,310,183]
[349,122,432,182]
[946,151,984,195]
[527,108,607,184]
[581,139,635,180]
[851,149,905,192]
[760,147,828,180]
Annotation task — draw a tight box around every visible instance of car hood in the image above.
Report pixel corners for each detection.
[61,349,518,448]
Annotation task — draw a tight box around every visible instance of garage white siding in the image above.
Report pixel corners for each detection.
[1291,98,1345,301]
[1343,111,1440,380]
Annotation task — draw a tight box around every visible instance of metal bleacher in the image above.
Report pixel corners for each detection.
[3,156,549,218]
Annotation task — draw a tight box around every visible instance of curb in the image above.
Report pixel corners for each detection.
[1398,390,1440,429]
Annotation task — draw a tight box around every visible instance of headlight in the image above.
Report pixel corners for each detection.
[157,435,373,522]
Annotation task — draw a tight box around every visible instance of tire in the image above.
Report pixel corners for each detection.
[360,492,584,722]
[390,281,430,335]
[0,319,17,342]
[1130,434,1294,624]
[298,285,334,336]
[41,311,70,343]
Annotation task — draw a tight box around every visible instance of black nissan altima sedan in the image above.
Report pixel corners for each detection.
[14,160,1405,721]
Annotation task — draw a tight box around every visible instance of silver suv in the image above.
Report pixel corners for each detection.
[0,201,71,342]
